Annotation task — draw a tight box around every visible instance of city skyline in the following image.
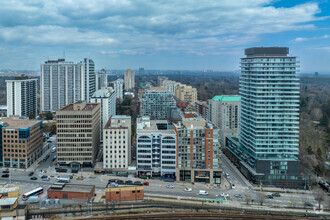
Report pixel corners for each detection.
[0,1,329,72]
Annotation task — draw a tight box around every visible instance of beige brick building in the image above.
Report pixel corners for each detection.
[1,116,43,168]
[56,101,100,167]
[175,84,197,103]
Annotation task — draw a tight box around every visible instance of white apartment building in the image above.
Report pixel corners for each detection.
[96,69,108,90]
[136,117,176,179]
[6,76,37,117]
[90,88,116,140]
[161,80,180,95]
[113,78,124,101]
[40,58,95,112]
[124,69,135,90]
[209,95,240,147]
[103,115,131,169]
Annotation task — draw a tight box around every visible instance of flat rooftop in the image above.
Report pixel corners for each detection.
[48,184,94,193]
[59,102,99,111]
[0,117,40,129]
[0,197,17,206]
[137,119,175,135]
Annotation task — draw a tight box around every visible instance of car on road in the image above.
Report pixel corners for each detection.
[28,172,34,176]
[225,173,230,178]
[304,202,313,208]
[234,194,242,198]
[76,176,84,180]
[108,179,118,183]
[220,193,229,198]
[199,190,208,195]
[184,188,192,192]
[30,177,38,180]
[143,182,149,186]
[52,156,57,161]
[266,195,273,199]
[125,180,133,185]
[1,174,9,178]
[166,184,174,189]
[231,184,236,189]
[41,176,50,181]
[272,192,281,197]
[2,170,9,174]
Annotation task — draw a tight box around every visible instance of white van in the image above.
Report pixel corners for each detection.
[52,147,56,153]
[199,190,208,195]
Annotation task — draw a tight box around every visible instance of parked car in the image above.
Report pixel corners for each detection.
[125,180,133,185]
[133,181,143,186]
[30,177,37,180]
[28,172,34,176]
[2,170,9,174]
[108,179,118,183]
[1,174,9,178]
[184,188,192,192]
[272,192,281,197]
[234,194,242,198]
[231,184,236,189]
[76,176,84,180]
[117,180,124,184]
[166,185,174,189]
[199,190,208,195]
[41,176,50,181]
[304,202,313,208]
[143,182,149,186]
[267,195,273,199]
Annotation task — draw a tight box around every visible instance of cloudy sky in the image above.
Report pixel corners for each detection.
[0,0,329,72]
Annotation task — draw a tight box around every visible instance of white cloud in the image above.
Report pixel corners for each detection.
[291,35,330,43]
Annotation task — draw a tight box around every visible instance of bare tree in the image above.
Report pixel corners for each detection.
[314,189,325,210]
[256,192,265,206]
[244,194,251,205]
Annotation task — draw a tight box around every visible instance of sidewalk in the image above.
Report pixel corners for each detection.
[254,186,313,194]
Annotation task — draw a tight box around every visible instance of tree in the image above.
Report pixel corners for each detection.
[28,114,36,119]
[314,189,325,210]
[320,115,328,128]
[317,147,322,157]
[256,192,265,206]
[44,112,53,120]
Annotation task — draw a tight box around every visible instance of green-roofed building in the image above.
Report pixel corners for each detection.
[209,95,241,147]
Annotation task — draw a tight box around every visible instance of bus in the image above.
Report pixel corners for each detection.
[22,187,43,201]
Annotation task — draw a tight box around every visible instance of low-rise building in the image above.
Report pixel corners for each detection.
[195,100,210,121]
[103,115,131,169]
[136,117,176,179]
[105,184,144,202]
[1,116,43,168]
[175,84,197,103]
[47,183,95,201]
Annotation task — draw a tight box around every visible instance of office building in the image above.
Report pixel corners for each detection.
[103,115,131,169]
[6,76,37,117]
[209,95,240,147]
[56,101,100,167]
[140,87,176,120]
[96,69,108,90]
[226,47,300,186]
[173,114,222,184]
[113,78,124,101]
[91,88,116,140]
[40,58,95,112]
[136,117,176,179]
[0,116,43,168]
[175,84,198,103]
[124,69,135,90]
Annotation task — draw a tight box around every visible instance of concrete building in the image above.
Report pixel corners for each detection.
[195,100,209,121]
[140,87,176,120]
[40,58,95,112]
[0,116,43,168]
[6,76,37,117]
[175,84,198,103]
[103,115,131,169]
[209,95,240,147]
[56,101,100,167]
[124,69,135,90]
[105,184,144,202]
[96,69,108,90]
[161,80,180,95]
[113,78,124,101]
[226,47,301,187]
[47,183,95,201]
[136,117,176,179]
[157,76,168,86]
[173,114,222,184]
[91,88,116,140]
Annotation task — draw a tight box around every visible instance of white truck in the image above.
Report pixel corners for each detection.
[57,176,70,183]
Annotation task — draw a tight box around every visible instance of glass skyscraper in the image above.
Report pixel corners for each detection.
[227,47,301,184]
